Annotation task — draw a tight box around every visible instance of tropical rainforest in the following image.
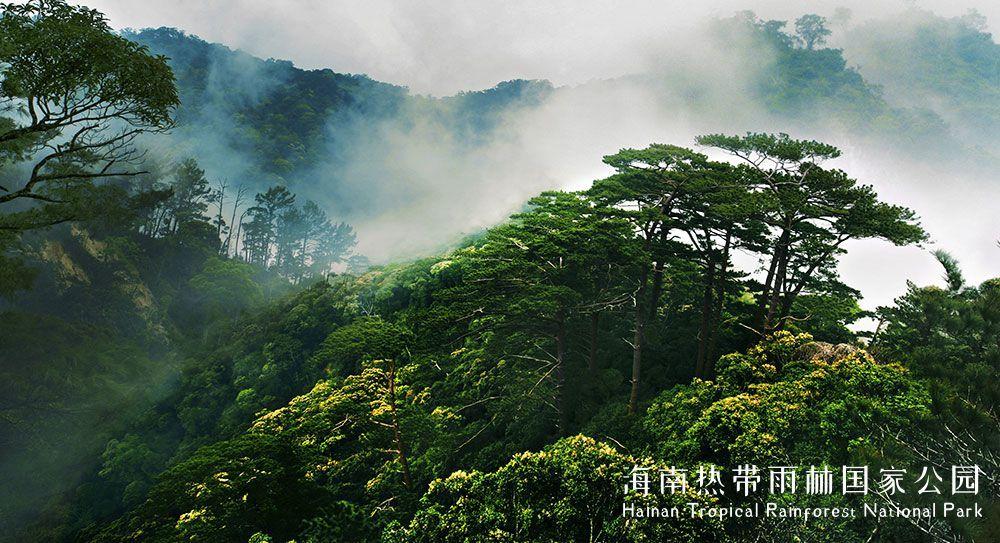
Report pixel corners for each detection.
[0,1,997,542]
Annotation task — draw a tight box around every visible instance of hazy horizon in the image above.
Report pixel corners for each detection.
[81,0,1000,96]
[53,0,1000,314]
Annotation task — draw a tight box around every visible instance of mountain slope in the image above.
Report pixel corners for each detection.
[127,28,553,187]
[842,9,1000,148]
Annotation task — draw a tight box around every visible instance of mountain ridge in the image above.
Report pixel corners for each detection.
[126,27,554,187]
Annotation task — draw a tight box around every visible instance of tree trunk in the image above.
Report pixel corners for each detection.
[754,244,779,331]
[233,212,245,261]
[647,261,665,322]
[385,358,413,490]
[646,224,672,321]
[555,308,569,434]
[695,260,716,378]
[869,316,886,359]
[628,266,649,415]
[629,210,674,415]
[776,242,845,329]
[765,247,789,332]
[153,206,169,238]
[215,182,226,239]
[776,287,796,329]
[588,312,600,376]
[705,230,732,377]
[758,226,790,332]
[224,203,237,257]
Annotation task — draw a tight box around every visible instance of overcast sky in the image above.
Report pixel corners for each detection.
[83,0,999,95]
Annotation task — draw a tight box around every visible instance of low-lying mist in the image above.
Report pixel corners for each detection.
[131,5,998,315]
[285,9,997,316]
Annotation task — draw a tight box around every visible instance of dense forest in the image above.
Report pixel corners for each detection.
[0,2,997,542]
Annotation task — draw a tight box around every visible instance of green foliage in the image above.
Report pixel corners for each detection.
[0,310,170,538]
[436,191,644,437]
[707,10,969,155]
[644,332,931,466]
[875,257,999,412]
[698,132,926,333]
[638,334,946,542]
[844,9,1000,145]
[273,200,356,281]
[162,159,212,234]
[120,28,552,189]
[117,433,326,543]
[389,436,723,543]
[0,0,177,242]
[3,124,950,542]
[711,12,881,122]
[3,3,995,541]
[0,2,175,125]
[794,14,832,50]
[0,18,985,535]
[0,240,36,296]
[252,362,457,503]
[696,132,840,162]
[187,257,263,325]
[312,317,413,375]
[0,0,179,298]
[98,434,165,508]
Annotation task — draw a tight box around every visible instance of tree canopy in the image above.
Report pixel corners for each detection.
[1,3,996,542]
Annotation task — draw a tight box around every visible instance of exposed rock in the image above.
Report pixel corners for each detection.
[71,224,107,258]
[39,240,90,287]
[796,341,861,363]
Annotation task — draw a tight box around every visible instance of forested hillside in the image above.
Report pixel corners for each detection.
[843,9,1000,149]
[124,26,553,192]
[42,138,997,542]
[0,2,997,542]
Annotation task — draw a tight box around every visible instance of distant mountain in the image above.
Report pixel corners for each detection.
[126,28,553,187]
[842,9,1000,148]
[127,11,998,195]
[121,12,998,262]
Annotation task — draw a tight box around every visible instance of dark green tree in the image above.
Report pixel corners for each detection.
[187,257,264,327]
[273,200,356,282]
[794,14,831,50]
[697,133,926,333]
[874,251,999,410]
[669,164,767,377]
[643,332,933,542]
[588,144,715,413]
[0,0,176,291]
[163,158,212,235]
[445,191,639,433]
[241,185,295,266]
[390,436,723,543]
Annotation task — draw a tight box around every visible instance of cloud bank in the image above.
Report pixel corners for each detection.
[85,0,1000,95]
[84,1,1000,313]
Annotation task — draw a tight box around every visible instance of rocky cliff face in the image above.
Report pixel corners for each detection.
[28,226,172,343]
[796,341,862,363]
